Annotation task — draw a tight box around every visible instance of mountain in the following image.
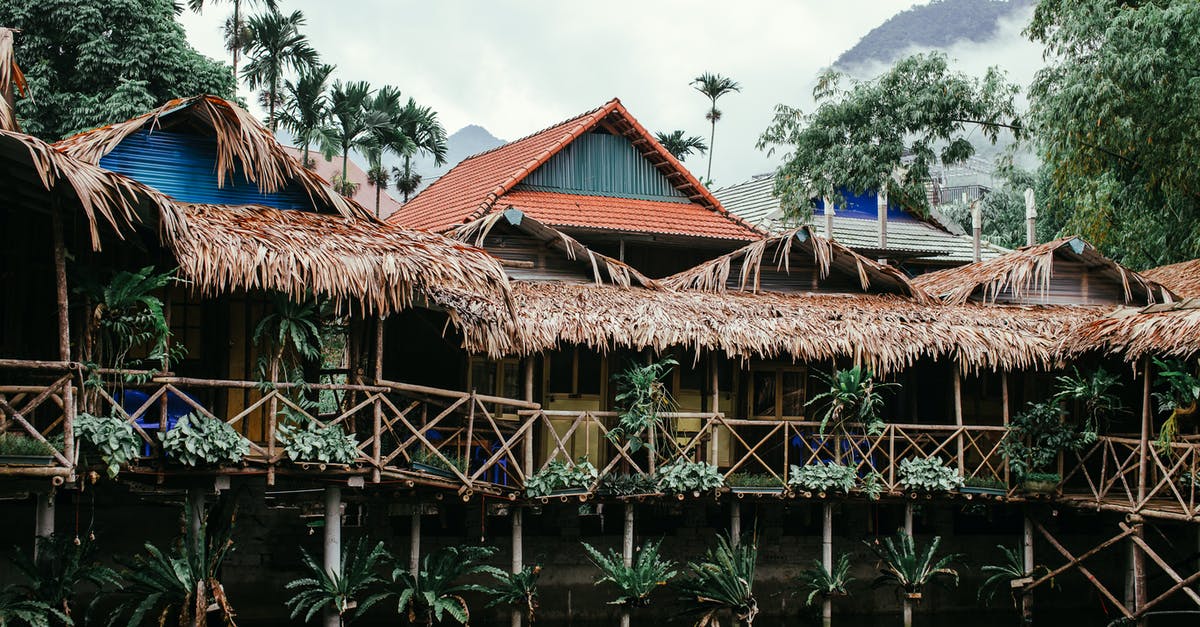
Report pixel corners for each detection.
[394,124,505,195]
[836,0,1036,69]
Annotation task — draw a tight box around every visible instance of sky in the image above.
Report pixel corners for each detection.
[179,0,1043,188]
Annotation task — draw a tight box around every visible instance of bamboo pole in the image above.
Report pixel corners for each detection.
[1022,513,1034,622]
[730,500,741,547]
[324,486,342,627]
[50,203,70,362]
[1134,358,1152,626]
[410,507,421,578]
[621,504,634,627]
[903,502,913,536]
[1003,373,1011,487]
[511,508,524,627]
[33,490,54,560]
[953,370,965,474]
[822,503,833,627]
[524,358,535,478]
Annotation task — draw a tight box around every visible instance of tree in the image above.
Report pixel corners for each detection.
[0,0,235,140]
[366,165,390,217]
[757,53,1019,224]
[937,166,1070,250]
[654,130,708,162]
[691,72,741,182]
[240,8,320,132]
[279,64,336,168]
[1025,0,1200,268]
[318,80,383,197]
[392,162,422,204]
[391,97,448,201]
[187,0,277,82]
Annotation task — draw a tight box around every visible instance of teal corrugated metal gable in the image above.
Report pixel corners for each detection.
[518,132,688,202]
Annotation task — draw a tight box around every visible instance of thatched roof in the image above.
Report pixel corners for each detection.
[54,96,372,220]
[0,130,183,249]
[662,226,926,301]
[452,209,658,288]
[1141,259,1200,299]
[0,27,26,133]
[912,236,1171,305]
[171,204,515,326]
[1068,299,1200,361]
[456,281,1095,372]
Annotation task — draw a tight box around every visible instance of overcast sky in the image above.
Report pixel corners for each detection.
[179,1,1041,187]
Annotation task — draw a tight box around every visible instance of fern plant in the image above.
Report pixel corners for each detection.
[676,534,758,626]
[608,358,678,453]
[977,544,1049,608]
[76,266,180,374]
[74,413,141,478]
[1054,366,1123,434]
[477,565,541,623]
[0,585,66,627]
[285,538,391,626]
[794,553,854,607]
[868,531,960,599]
[7,532,120,621]
[582,539,676,609]
[807,367,897,436]
[254,296,324,383]
[106,498,238,627]
[159,413,249,467]
[389,545,497,626]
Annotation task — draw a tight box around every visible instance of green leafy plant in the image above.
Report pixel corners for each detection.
[977,544,1049,608]
[477,565,541,624]
[597,474,658,497]
[807,367,897,436]
[389,545,497,626]
[1054,366,1123,434]
[794,553,854,607]
[278,419,358,464]
[106,498,238,627]
[676,534,758,626]
[285,538,391,626]
[788,462,857,494]
[727,473,783,489]
[1152,358,1200,456]
[254,296,324,383]
[525,459,598,497]
[897,457,963,493]
[7,532,120,622]
[74,413,140,478]
[582,539,676,609]
[655,459,723,494]
[860,471,885,500]
[608,358,678,453]
[0,585,67,627]
[0,432,57,457]
[868,531,961,599]
[410,449,469,476]
[1002,401,1096,481]
[962,476,1007,490]
[76,266,181,375]
[159,412,249,467]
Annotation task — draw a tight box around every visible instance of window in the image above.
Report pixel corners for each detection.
[748,365,807,419]
[467,356,524,417]
[546,348,604,398]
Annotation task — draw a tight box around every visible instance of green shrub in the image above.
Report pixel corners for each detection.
[897,457,963,493]
[159,413,249,467]
[525,459,598,497]
[598,473,658,497]
[1002,401,1095,481]
[788,462,857,493]
[278,420,358,464]
[795,553,854,607]
[727,472,783,488]
[654,459,723,494]
[0,432,57,457]
[582,539,676,608]
[74,413,140,478]
[962,476,1007,490]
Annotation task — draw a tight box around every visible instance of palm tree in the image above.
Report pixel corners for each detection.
[392,98,448,192]
[187,0,278,82]
[691,72,741,181]
[280,64,336,168]
[366,165,390,217]
[318,81,384,197]
[241,9,320,132]
[655,130,708,162]
[392,162,422,203]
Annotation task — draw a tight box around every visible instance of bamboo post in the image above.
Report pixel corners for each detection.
[324,486,342,627]
[62,381,75,470]
[1022,513,1034,622]
[33,490,54,560]
[524,357,535,477]
[822,503,833,627]
[511,508,524,627]
[1138,357,1151,507]
[187,487,205,553]
[410,507,421,578]
[823,197,834,239]
[1024,188,1037,247]
[953,369,965,474]
[1002,373,1010,487]
[730,500,742,548]
[903,502,913,536]
[621,504,634,627]
[1132,520,1146,626]
[50,203,70,362]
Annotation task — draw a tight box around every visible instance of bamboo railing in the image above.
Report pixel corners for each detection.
[0,360,76,479]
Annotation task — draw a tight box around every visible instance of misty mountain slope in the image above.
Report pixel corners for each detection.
[405,124,505,183]
[836,0,1035,69]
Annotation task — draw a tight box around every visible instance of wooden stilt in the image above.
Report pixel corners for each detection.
[372,319,384,483]
[1002,373,1010,487]
[1022,513,1034,622]
[323,487,342,627]
[709,354,719,466]
[822,503,833,627]
[511,508,524,627]
[953,370,965,474]
[410,507,421,578]
[730,500,742,547]
[50,204,70,362]
[524,358,535,478]
[34,490,54,560]
[1134,357,1152,627]
[1132,522,1146,627]
[621,504,634,627]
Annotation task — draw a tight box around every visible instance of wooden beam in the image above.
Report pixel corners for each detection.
[1029,521,1133,618]
[1121,523,1200,608]
[51,203,70,362]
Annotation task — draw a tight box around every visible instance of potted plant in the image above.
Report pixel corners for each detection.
[478,564,542,625]
[1001,401,1094,494]
[868,531,960,627]
[278,417,359,465]
[285,537,391,626]
[727,472,785,495]
[158,412,250,467]
[388,545,497,626]
[794,553,854,625]
[607,358,678,453]
[655,459,724,496]
[959,475,1007,496]
[597,473,659,498]
[74,413,141,478]
[0,432,58,467]
[409,449,469,479]
[896,457,963,493]
[582,539,676,615]
[1151,358,1200,456]
[788,462,858,495]
[676,534,759,626]
[807,366,898,436]
[525,458,598,497]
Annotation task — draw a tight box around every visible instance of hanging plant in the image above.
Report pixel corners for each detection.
[1053,366,1124,434]
[159,413,249,467]
[608,358,678,453]
[654,459,723,494]
[794,553,854,607]
[897,457,963,493]
[525,458,598,497]
[277,418,358,464]
[74,413,141,478]
[1152,357,1200,457]
[788,462,858,494]
[807,366,898,436]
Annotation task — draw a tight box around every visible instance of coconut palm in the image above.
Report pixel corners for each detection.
[868,531,961,627]
[240,9,320,132]
[318,81,386,197]
[389,545,497,626]
[390,98,448,202]
[365,165,390,217]
[280,64,336,168]
[187,0,278,81]
[676,534,758,626]
[392,162,422,204]
[285,538,391,626]
[690,72,741,181]
[654,130,708,162]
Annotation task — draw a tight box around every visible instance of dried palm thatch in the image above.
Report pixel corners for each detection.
[0,129,183,248]
[172,205,516,332]
[913,236,1170,306]
[1068,299,1200,361]
[460,281,1097,372]
[55,95,372,220]
[452,209,659,288]
[0,27,27,132]
[1141,259,1200,299]
[663,226,926,301]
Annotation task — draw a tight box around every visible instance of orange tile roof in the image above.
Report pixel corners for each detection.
[498,190,758,241]
[388,98,761,241]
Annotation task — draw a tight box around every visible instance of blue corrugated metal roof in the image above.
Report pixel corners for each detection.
[518,131,688,202]
[98,129,314,209]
